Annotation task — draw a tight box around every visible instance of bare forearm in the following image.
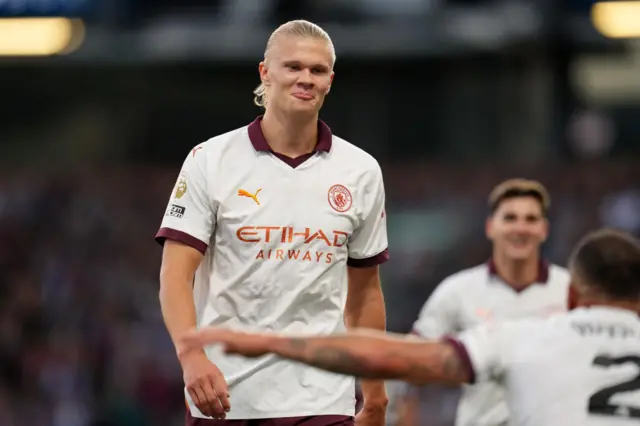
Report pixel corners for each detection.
[159,274,198,359]
[269,331,469,386]
[344,285,387,401]
[159,241,204,360]
[345,284,386,331]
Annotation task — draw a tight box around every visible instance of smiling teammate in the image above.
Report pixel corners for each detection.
[402,179,570,426]
[156,20,389,426]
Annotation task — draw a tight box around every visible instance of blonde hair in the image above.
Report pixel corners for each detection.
[253,20,336,109]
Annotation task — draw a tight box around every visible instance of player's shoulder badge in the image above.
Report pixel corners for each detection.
[174,174,187,199]
[328,184,352,213]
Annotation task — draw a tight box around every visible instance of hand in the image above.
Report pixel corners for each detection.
[181,328,274,358]
[180,350,231,419]
[355,402,387,426]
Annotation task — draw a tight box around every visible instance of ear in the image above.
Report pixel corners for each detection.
[485,217,494,241]
[327,71,335,94]
[259,61,270,86]
[540,218,550,243]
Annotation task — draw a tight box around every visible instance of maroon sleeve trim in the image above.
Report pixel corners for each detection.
[347,248,389,268]
[155,228,208,255]
[442,336,476,384]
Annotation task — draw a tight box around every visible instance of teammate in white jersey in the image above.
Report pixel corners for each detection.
[181,228,640,426]
[156,19,389,426]
[404,178,569,426]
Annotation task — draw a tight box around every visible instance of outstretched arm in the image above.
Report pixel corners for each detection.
[273,331,472,386]
[183,328,473,386]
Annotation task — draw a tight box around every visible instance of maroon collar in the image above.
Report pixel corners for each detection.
[487,258,550,284]
[247,116,333,153]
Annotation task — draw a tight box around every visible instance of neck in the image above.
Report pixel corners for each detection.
[492,251,540,289]
[261,108,318,157]
[576,299,640,313]
[575,292,640,313]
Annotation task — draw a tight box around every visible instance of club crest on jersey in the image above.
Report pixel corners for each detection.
[328,184,352,213]
[174,176,187,199]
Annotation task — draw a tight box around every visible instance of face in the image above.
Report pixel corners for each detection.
[486,196,548,261]
[259,36,334,115]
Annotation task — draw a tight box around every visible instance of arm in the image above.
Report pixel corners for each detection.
[156,144,213,356]
[155,145,230,418]
[182,320,508,392]
[265,330,472,386]
[159,240,203,359]
[345,266,389,407]
[344,162,391,410]
[160,240,230,418]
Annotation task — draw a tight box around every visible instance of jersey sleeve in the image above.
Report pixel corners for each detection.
[447,322,513,384]
[412,278,460,339]
[155,146,215,254]
[346,163,389,268]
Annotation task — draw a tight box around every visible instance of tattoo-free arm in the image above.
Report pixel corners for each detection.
[159,240,204,360]
[268,330,472,386]
[345,266,388,405]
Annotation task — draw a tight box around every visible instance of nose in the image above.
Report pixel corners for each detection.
[296,69,314,87]
[513,221,532,234]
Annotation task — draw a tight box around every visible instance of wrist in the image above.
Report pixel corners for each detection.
[362,399,389,414]
[176,341,206,364]
[360,381,389,408]
[363,396,389,408]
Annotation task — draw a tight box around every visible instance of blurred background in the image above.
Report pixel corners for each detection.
[1,0,640,425]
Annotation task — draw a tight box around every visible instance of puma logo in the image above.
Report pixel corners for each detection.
[238,188,262,205]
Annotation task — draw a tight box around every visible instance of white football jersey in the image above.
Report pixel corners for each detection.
[454,306,640,426]
[413,262,570,426]
[156,117,389,419]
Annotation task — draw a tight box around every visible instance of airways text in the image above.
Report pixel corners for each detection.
[236,226,348,264]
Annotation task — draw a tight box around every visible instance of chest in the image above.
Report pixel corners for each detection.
[458,283,566,329]
[213,154,361,249]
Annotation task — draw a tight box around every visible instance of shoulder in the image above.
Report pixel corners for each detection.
[184,126,252,171]
[330,135,382,175]
[438,264,489,291]
[193,126,251,158]
[549,263,570,280]
[425,265,488,305]
[511,311,574,337]
[548,263,571,288]
[475,316,549,344]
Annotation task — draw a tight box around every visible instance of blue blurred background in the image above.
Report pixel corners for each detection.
[1,0,640,425]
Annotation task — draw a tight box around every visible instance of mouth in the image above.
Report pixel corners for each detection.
[292,92,314,101]
[505,235,533,249]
